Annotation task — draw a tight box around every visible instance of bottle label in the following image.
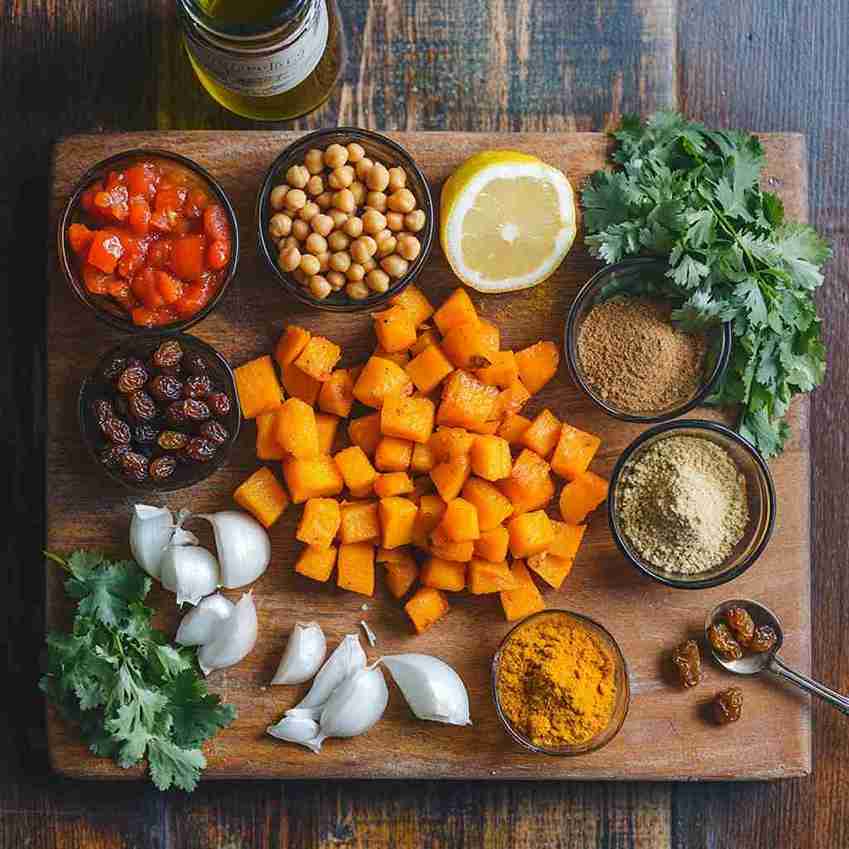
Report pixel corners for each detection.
[186,3,329,97]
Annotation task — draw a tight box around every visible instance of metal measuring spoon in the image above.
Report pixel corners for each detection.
[706,598,849,715]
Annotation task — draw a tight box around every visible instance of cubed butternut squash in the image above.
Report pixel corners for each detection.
[353,355,413,408]
[461,476,514,530]
[379,393,435,445]
[520,409,562,459]
[507,510,555,558]
[498,449,555,514]
[375,436,413,471]
[275,397,320,459]
[420,556,466,591]
[515,340,559,394]
[405,343,454,394]
[548,520,587,561]
[255,408,286,460]
[373,346,411,368]
[433,287,478,334]
[390,284,434,327]
[337,542,375,596]
[495,379,531,417]
[412,494,446,548]
[437,497,480,542]
[559,472,609,524]
[274,325,311,368]
[348,412,382,457]
[429,427,475,461]
[467,558,518,594]
[473,525,510,562]
[497,413,532,445]
[377,548,419,599]
[499,559,545,622]
[409,328,442,357]
[379,496,418,549]
[404,586,449,634]
[235,355,283,419]
[373,471,414,498]
[295,335,341,381]
[318,368,355,418]
[295,544,337,583]
[296,498,342,547]
[339,500,381,544]
[550,423,602,481]
[470,434,512,481]
[315,412,340,454]
[428,528,474,562]
[373,305,417,353]
[283,455,344,503]
[281,361,321,406]
[430,454,471,502]
[437,370,499,430]
[233,467,289,528]
[410,442,435,473]
[476,350,519,388]
[334,445,378,493]
[526,548,576,590]
[441,320,499,369]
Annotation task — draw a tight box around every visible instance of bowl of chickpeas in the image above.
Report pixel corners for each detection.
[257,128,435,310]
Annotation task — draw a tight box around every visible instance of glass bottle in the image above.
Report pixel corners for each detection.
[177,0,345,121]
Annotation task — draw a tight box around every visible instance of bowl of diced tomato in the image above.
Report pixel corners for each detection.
[59,149,239,332]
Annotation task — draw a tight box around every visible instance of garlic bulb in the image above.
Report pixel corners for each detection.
[198,592,258,676]
[195,511,270,588]
[381,654,471,726]
[175,593,234,646]
[158,544,220,606]
[293,633,366,715]
[271,622,326,685]
[266,714,320,748]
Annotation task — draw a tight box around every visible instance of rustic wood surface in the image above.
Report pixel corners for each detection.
[2,0,847,846]
[46,130,811,782]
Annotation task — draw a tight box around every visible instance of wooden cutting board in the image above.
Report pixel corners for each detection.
[45,131,812,780]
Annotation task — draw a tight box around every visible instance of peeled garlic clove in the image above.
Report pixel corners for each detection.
[159,544,220,606]
[195,511,270,588]
[266,714,321,750]
[198,592,258,676]
[271,622,326,685]
[129,504,176,579]
[175,593,234,646]
[381,654,471,726]
[294,633,366,711]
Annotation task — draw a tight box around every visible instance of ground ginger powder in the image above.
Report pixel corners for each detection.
[497,614,617,747]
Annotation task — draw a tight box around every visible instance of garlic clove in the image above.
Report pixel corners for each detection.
[294,633,366,711]
[266,715,321,750]
[175,593,234,646]
[381,654,472,726]
[195,511,271,589]
[129,504,177,580]
[158,544,220,606]
[198,592,258,676]
[271,622,327,685]
[316,663,388,743]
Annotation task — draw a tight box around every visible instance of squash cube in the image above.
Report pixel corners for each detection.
[353,355,413,408]
[467,558,518,594]
[390,283,434,327]
[318,368,356,418]
[549,520,587,561]
[275,397,320,459]
[339,500,381,544]
[441,320,499,370]
[515,340,560,394]
[498,449,555,514]
[520,409,562,459]
[411,442,435,474]
[476,350,519,388]
[377,548,419,599]
[437,370,499,430]
[433,288,478,334]
[412,494,446,548]
[295,335,341,382]
[437,497,480,542]
[470,434,512,481]
[337,542,375,596]
[283,455,344,503]
[281,361,321,405]
[296,498,342,547]
[499,559,545,622]
[275,325,311,368]
[334,445,378,493]
[405,343,454,395]
[551,423,602,481]
[473,525,510,562]
[295,544,337,583]
[375,436,413,472]
[495,379,531,417]
[404,587,449,634]
[373,472,414,498]
[507,510,554,558]
[497,413,532,445]
[315,412,340,454]
[379,496,418,549]
[255,408,286,460]
[430,454,471,502]
[461,477,514,531]
[526,551,575,590]
[428,528,474,562]
[233,467,289,528]
[559,472,609,524]
[235,355,283,419]
[373,305,417,353]
[410,328,441,357]
[380,393,435,444]
[420,557,466,591]
[429,427,475,462]
[373,346,410,369]
[348,412,382,457]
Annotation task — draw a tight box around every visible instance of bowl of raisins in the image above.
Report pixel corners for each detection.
[79,334,240,492]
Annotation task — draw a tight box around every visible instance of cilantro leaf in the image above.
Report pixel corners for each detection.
[164,670,237,748]
[65,554,150,628]
[147,738,207,792]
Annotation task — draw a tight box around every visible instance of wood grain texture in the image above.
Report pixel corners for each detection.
[45,130,810,783]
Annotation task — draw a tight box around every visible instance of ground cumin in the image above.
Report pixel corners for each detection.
[496,613,617,747]
[577,296,708,413]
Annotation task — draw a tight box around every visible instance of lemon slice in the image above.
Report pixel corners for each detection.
[440,150,576,293]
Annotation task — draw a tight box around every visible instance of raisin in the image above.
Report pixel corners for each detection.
[148,374,183,403]
[120,451,149,482]
[206,391,232,418]
[129,390,157,421]
[117,364,149,394]
[167,398,211,424]
[151,339,184,369]
[101,417,131,444]
[158,430,189,451]
[184,437,216,462]
[200,420,229,445]
[149,455,177,481]
[91,398,113,426]
[724,607,755,647]
[671,639,702,688]
[100,444,130,468]
[184,374,213,399]
[102,356,127,382]
[749,625,778,654]
[133,423,160,445]
[707,623,743,661]
[713,687,743,724]
[183,352,209,375]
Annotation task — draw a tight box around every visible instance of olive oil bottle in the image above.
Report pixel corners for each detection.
[178,0,345,121]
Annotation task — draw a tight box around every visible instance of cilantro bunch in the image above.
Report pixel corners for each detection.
[40,550,236,791]
[582,111,830,456]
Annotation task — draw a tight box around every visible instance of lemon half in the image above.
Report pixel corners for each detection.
[440,150,577,293]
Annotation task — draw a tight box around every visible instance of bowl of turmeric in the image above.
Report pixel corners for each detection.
[492,609,630,756]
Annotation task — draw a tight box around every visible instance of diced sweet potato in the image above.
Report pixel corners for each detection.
[348,412,382,457]
[420,557,466,591]
[315,412,340,454]
[473,525,510,562]
[375,436,413,472]
[379,496,418,549]
[379,393,435,445]
[437,370,499,430]
[339,500,381,543]
[409,328,441,357]
[437,498,480,542]
[373,346,411,368]
[507,510,554,557]
[405,587,449,634]
[470,434,512,481]
[412,494,446,548]
[461,476,514,530]
[233,467,289,528]
[428,528,474,562]
[498,449,555,514]
[334,445,378,493]
[255,408,286,460]
[296,498,342,547]
[467,558,518,594]
[497,413,532,445]
[520,409,562,459]
[283,455,344,503]
[377,548,419,599]
[337,542,375,596]
[433,288,478,334]
[559,472,609,524]
[373,305,417,353]
[235,355,283,419]
[441,320,499,369]
[405,344,454,394]
[495,379,531,417]
[499,559,545,622]
[429,427,475,461]
[275,397,320,459]
[430,454,471,502]
[295,335,341,382]
[476,350,519,388]
[281,361,321,405]
[390,284,434,327]
[275,325,311,368]
[373,471,414,498]
[295,544,337,583]
[411,442,435,473]
[550,423,602,481]
[353,355,413,408]
[515,340,559,394]
[318,368,355,418]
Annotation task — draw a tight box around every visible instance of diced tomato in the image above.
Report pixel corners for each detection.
[131,306,160,327]
[147,239,172,267]
[155,270,184,304]
[206,238,230,270]
[171,234,206,280]
[202,204,230,242]
[87,231,124,273]
[80,180,104,213]
[68,223,94,254]
[125,162,158,201]
[155,183,188,214]
[174,281,211,318]
[81,264,113,295]
[149,209,172,234]
[128,196,151,236]
[104,170,125,190]
[184,188,209,219]
[131,266,156,300]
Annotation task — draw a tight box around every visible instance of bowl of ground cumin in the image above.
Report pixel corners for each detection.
[565,258,732,422]
[492,610,630,755]
[609,420,776,589]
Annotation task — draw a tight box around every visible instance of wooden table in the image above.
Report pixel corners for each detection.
[2,1,847,846]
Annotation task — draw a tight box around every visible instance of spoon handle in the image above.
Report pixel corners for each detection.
[768,655,849,715]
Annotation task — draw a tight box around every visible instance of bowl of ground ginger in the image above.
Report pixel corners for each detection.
[492,610,630,755]
[564,258,732,423]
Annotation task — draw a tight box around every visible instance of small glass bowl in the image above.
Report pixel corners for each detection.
[256,127,435,312]
[79,333,241,493]
[608,420,776,590]
[564,257,732,423]
[58,148,239,334]
[491,609,631,756]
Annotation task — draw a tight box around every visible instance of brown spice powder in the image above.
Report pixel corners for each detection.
[577,297,708,413]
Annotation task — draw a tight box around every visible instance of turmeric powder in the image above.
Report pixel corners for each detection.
[496,612,618,747]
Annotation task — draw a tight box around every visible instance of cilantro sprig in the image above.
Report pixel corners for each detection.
[582,111,830,456]
[40,550,236,791]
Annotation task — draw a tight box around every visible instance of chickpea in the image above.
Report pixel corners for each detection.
[327,230,350,252]
[316,252,331,273]
[362,209,387,235]
[278,245,301,272]
[332,188,356,214]
[404,209,426,233]
[361,258,377,273]
[308,275,332,300]
[387,188,416,213]
[329,251,352,273]
[328,165,355,189]
[365,191,387,213]
[292,218,310,241]
[376,235,397,258]
[343,216,364,238]
[387,166,407,191]
[269,184,289,211]
[351,236,377,264]
[300,253,321,276]
[280,236,299,253]
[346,142,366,163]
[349,180,366,205]
[386,211,404,232]
[268,213,292,240]
[305,232,328,255]
[346,281,370,300]
[381,254,409,278]
[366,269,391,293]
[286,164,309,189]
[397,234,422,262]
[327,270,346,290]
[355,157,374,181]
[324,143,349,169]
[346,263,366,283]
[311,214,334,237]
[329,209,349,229]
[305,148,325,175]
[374,228,393,244]
[306,174,324,197]
[367,162,390,192]
[284,188,307,211]
[299,201,319,222]
[316,191,333,210]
